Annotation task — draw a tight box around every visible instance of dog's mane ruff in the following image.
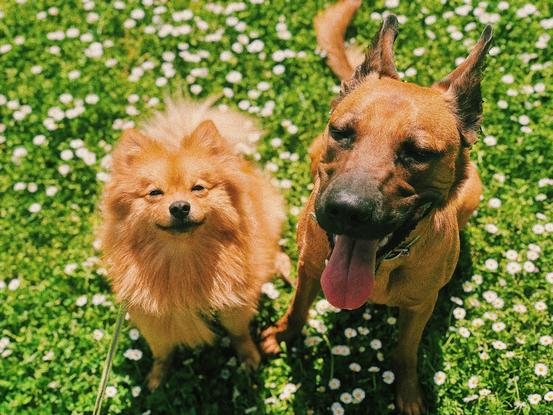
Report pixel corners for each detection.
[106,229,255,317]
[100,138,285,317]
[140,96,262,154]
[101,178,263,317]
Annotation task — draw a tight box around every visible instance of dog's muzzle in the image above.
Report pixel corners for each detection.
[315,172,409,240]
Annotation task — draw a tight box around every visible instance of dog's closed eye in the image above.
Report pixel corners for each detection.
[148,189,164,196]
[191,184,205,192]
[329,125,355,144]
[398,141,443,166]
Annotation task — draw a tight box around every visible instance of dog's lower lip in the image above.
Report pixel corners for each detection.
[329,233,391,248]
[156,222,202,233]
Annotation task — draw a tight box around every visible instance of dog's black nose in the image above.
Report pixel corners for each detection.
[169,201,191,219]
[315,172,389,238]
[325,190,377,230]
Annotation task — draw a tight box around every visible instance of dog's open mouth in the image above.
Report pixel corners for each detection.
[320,202,432,310]
[156,221,203,234]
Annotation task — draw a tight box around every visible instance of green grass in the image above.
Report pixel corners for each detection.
[0,0,552,414]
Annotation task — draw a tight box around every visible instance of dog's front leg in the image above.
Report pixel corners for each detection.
[392,298,437,415]
[127,310,177,391]
[260,270,320,354]
[146,342,174,391]
[262,194,326,354]
[140,329,175,391]
[220,306,261,371]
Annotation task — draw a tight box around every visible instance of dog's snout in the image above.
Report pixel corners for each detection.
[315,171,393,238]
[169,201,191,219]
[325,190,379,229]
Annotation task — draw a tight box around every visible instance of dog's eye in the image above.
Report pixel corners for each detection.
[191,184,205,192]
[399,143,442,166]
[148,189,164,196]
[329,125,354,144]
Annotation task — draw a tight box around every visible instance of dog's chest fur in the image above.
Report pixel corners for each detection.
[122,247,259,347]
[366,211,461,307]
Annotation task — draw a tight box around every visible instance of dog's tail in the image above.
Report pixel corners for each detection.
[140,96,262,155]
[314,0,365,81]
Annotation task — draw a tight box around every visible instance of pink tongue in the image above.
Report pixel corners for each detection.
[321,236,378,310]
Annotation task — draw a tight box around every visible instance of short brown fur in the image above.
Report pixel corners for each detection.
[262,2,489,414]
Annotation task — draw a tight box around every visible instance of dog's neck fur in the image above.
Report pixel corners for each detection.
[104,220,255,317]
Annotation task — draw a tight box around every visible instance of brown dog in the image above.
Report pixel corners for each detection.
[262,1,491,414]
[100,98,289,390]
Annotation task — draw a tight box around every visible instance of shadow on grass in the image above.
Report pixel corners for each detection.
[120,332,269,414]
[113,231,473,415]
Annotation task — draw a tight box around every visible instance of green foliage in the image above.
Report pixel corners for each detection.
[0,0,551,414]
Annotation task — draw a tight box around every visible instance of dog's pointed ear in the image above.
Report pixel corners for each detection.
[113,128,150,166]
[189,120,232,153]
[434,26,493,146]
[339,15,399,100]
[349,15,400,85]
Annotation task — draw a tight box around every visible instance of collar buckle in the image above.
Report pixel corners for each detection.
[381,235,421,262]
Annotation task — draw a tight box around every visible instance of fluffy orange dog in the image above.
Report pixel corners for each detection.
[262,1,491,414]
[100,98,288,390]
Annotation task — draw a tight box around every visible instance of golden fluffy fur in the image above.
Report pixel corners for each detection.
[140,96,262,155]
[100,98,287,389]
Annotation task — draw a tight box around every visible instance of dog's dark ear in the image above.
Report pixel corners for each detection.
[434,26,493,146]
[113,128,149,166]
[189,120,232,153]
[342,14,399,95]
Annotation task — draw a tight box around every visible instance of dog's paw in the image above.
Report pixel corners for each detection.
[230,334,261,372]
[260,325,284,355]
[146,370,163,392]
[240,348,261,372]
[146,359,169,391]
[395,378,426,415]
[235,342,261,372]
[260,316,299,355]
